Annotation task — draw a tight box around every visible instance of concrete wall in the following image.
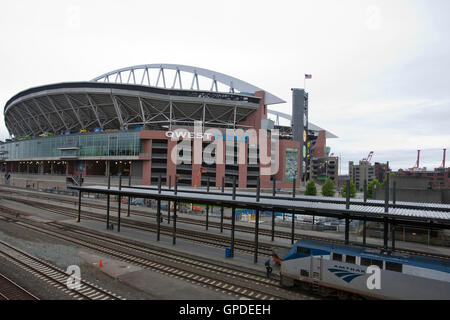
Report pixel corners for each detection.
[390,176,430,190]
[0,173,143,190]
[373,186,449,204]
[444,189,450,204]
[1,173,67,190]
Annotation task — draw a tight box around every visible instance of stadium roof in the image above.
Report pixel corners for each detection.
[5,64,338,139]
[4,64,291,138]
[268,109,338,139]
[92,64,286,105]
[4,81,261,137]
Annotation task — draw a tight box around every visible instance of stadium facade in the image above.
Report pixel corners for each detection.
[1,64,336,189]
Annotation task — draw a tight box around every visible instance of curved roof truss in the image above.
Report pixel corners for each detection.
[92,64,285,105]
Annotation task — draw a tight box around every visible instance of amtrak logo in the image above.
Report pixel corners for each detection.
[328,268,364,283]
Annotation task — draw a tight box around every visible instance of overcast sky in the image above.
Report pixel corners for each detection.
[0,0,448,174]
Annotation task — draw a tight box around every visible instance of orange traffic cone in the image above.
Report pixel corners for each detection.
[99,260,103,267]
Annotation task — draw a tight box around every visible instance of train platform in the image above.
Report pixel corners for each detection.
[2,187,450,259]
[0,195,281,280]
[63,217,279,278]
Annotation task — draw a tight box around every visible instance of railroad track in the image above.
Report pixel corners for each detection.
[0,210,315,300]
[1,190,449,261]
[0,274,39,300]
[0,240,123,300]
[0,196,275,257]
[1,188,292,237]
[0,188,342,242]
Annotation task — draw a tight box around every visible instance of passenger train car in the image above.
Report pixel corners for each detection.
[280,239,450,299]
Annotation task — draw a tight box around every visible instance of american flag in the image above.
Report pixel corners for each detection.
[305,74,312,79]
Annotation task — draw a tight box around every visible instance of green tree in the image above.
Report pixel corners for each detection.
[379,172,395,187]
[342,180,357,198]
[321,178,335,197]
[305,180,317,196]
[367,179,381,198]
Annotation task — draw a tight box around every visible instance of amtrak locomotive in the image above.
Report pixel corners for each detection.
[280,239,450,299]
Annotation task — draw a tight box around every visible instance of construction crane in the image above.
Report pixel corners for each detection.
[408,149,425,171]
[362,151,374,163]
[440,148,447,168]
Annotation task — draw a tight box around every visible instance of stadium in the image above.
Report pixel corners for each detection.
[1,64,336,189]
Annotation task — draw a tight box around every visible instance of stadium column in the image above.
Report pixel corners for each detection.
[65,161,72,175]
[140,137,152,185]
[167,138,177,228]
[259,125,272,188]
[217,139,226,233]
[167,175,171,224]
[192,128,202,187]
[238,138,247,188]
[215,135,225,188]
[81,160,87,177]
[105,160,110,176]
[167,139,177,187]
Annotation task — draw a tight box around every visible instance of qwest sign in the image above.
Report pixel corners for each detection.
[165,131,249,142]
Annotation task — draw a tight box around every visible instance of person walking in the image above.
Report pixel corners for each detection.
[265,258,273,278]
